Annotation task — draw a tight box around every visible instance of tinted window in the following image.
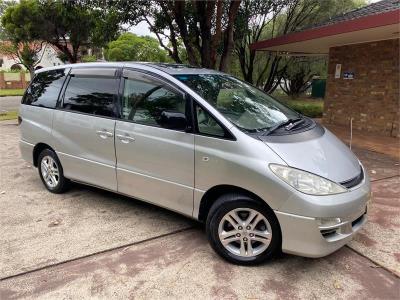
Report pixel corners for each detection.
[23,69,67,108]
[121,72,185,127]
[63,76,119,117]
[195,103,225,137]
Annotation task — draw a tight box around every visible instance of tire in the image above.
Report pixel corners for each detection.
[38,149,69,194]
[206,193,281,265]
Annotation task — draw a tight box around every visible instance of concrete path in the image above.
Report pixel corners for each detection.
[0,120,399,299]
[0,96,21,112]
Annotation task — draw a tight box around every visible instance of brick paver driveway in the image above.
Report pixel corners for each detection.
[1,120,399,299]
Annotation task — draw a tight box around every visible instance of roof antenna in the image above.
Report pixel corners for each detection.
[350,117,353,150]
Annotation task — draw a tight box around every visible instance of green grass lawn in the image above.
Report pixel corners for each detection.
[273,94,324,118]
[0,89,25,97]
[0,111,18,121]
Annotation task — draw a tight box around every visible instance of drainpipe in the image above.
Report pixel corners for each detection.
[350,117,353,150]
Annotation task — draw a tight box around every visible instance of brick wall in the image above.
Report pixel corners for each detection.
[0,72,30,89]
[324,39,399,137]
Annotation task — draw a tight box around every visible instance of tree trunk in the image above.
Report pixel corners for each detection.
[210,0,223,69]
[196,1,214,68]
[219,0,241,72]
[53,43,77,63]
[28,67,35,80]
[245,49,256,84]
[173,1,199,66]
[169,28,182,63]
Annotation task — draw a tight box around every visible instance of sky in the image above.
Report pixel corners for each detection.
[130,20,157,38]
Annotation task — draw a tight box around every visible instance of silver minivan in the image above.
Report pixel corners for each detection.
[19,62,370,265]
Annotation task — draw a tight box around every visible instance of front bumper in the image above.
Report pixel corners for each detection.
[275,207,367,257]
[274,176,371,258]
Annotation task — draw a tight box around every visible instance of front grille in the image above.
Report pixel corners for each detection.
[340,167,364,189]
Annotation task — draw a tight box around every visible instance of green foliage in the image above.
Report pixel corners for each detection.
[105,33,170,62]
[234,0,366,91]
[1,0,46,75]
[287,100,323,118]
[57,52,69,63]
[81,55,97,63]
[0,110,18,120]
[299,0,367,29]
[0,89,25,96]
[1,0,41,43]
[1,0,121,63]
[274,94,324,118]
[0,0,16,40]
[280,57,327,98]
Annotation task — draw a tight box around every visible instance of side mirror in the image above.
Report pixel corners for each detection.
[160,111,187,130]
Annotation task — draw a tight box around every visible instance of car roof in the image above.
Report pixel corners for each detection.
[35,62,224,76]
[141,63,223,75]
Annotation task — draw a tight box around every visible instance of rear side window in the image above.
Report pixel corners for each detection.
[62,76,119,117]
[23,69,67,108]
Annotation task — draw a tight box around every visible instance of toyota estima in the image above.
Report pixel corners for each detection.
[19,62,370,265]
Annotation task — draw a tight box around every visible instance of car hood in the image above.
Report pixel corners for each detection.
[261,125,360,183]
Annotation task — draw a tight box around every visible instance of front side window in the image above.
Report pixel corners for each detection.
[23,69,67,108]
[195,103,225,137]
[62,76,118,117]
[174,74,299,134]
[121,72,185,127]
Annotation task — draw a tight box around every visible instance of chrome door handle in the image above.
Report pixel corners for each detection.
[96,130,113,139]
[116,134,135,143]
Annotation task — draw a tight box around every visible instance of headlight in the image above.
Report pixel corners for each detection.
[269,164,347,195]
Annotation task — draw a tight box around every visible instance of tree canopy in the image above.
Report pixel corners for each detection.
[115,0,242,72]
[233,0,366,93]
[1,0,367,97]
[0,0,16,40]
[0,0,45,75]
[1,0,121,63]
[105,33,170,62]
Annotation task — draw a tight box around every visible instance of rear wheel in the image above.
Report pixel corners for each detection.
[206,194,281,265]
[38,149,69,193]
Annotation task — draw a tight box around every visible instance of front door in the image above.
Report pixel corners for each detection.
[115,69,194,216]
[52,68,120,191]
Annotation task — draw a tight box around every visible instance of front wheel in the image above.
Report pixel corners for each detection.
[38,149,69,194]
[206,194,281,265]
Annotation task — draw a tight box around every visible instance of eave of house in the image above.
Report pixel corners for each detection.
[250,9,400,55]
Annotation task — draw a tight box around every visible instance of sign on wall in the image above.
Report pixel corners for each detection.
[335,64,341,79]
[343,71,354,79]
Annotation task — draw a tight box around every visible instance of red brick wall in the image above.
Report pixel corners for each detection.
[324,39,399,137]
[0,72,30,89]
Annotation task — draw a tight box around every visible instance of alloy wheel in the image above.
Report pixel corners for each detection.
[40,155,60,188]
[218,208,272,257]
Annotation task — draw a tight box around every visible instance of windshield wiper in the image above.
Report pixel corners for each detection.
[262,117,303,136]
[285,118,305,130]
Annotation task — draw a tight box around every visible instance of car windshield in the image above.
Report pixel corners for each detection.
[174,74,299,133]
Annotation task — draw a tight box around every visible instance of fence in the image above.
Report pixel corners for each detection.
[0,72,31,89]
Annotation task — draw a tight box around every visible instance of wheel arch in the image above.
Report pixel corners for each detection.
[197,184,274,222]
[33,143,56,167]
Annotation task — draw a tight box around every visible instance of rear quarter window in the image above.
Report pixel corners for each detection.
[23,69,67,108]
